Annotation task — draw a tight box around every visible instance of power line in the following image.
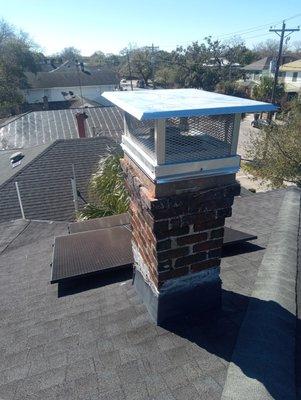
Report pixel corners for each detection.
[157,12,301,50]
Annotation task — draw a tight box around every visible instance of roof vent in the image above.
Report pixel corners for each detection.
[10,151,24,167]
[102,88,277,183]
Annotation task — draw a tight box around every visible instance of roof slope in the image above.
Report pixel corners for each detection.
[25,68,119,89]
[0,144,49,186]
[0,137,116,222]
[0,189,292,399]
[0,106,123,150]
[280,58,301,71]
[242,57,272,71]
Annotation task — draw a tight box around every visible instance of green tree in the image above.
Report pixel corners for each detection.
[244,102,301,187]
[0,19,39,115]
[78,149,129,220]
[170,40,222,90]
[215,81,247,97]
[252,76,285,103]
[89,50,106,67]
[253,39,281,58]
[129,47,154,85]
[57,46,81,61]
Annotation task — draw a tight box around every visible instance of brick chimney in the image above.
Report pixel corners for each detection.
[42,95,49,110]
[122,157,240,323]
[75,112,88,138]
[102,88,276,325]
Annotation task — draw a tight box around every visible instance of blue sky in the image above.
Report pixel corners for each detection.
[1,0,301,55]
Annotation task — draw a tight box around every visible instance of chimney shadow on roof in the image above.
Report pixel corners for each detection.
[57,266,132,297]
[159,289,296,400]
[222,241,265,258]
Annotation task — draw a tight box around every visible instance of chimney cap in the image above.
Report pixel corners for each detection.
[102,88,277,121]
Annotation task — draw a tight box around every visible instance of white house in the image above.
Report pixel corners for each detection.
[23,68,119,106]
[241,57,274,81]
[279,59,301,99]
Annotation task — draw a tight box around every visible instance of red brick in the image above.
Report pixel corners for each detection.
[190,258,221,273]
[182,212,216,226]
[193,239,223,252]
[169,217,182,229]
[156,239,171,251]
[174,252,207,268]
[158,260,172,272]
[158,266,189,282]
[216,208,232,218]
[208,248,222,259]
[193,218,225,232]
[156,226,189,240]
[177,232,207,246]
[158,247,189,262]
[152,220,169,233]
[210,228,224,239]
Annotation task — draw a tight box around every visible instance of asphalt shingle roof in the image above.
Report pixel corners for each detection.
[0,137,116,222]
[242,57,272,71]
[0,106,123,150]
[0,189,295,400]
[25,68,119,89]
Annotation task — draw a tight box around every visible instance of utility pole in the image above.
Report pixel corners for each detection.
[151,44,155,89]
[269,21,300,105]
[126,50,133,91]
[148,44,159,89]
[75,60,85,108]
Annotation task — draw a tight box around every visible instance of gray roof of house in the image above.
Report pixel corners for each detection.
[0,188,300,399]
[0,107,123,150]
[25,68,119,89]
[242,57,272,71]
[0,144,49,187]
[0,137,117,222]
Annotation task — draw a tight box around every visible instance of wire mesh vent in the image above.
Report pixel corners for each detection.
[126,114,155,159]
[125,114,235,164]
[165,115,234,164]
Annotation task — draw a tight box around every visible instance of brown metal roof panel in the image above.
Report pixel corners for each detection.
[51,225,133,283]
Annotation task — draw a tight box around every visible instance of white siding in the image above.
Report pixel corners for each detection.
[23,84,116,105]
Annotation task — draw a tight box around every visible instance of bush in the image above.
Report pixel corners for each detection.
[78,148,129,220]
[244,101,301,188]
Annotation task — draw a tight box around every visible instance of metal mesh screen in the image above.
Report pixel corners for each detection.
[126,115,155,160]
[165,115,234,164]
[126,114,234,164]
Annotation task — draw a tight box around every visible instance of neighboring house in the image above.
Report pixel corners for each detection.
[0,106,123,150]
[279,59,301,99]
[242,57,274,81]
[23,67,119,106]
[242,55,295,81]
[0,137,116,222]
[203,57,240,68]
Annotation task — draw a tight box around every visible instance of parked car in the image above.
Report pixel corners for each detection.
[136,80,145,88]
[251,116,275,129]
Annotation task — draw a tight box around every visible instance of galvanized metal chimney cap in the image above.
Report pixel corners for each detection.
[102,88,277,121]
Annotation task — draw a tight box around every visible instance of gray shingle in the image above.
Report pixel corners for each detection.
[0,137,117,222]
[0,188,299,400]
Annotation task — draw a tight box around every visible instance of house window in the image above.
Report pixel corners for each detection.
[279,71,286,78]
[292,72,298,82]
